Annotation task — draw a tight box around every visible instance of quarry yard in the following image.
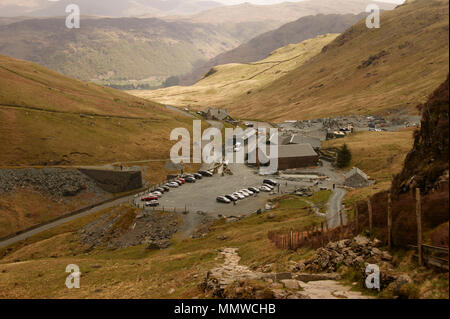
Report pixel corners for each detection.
[133,162,322,234]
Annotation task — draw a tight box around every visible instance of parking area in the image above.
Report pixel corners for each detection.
[132,162,317,232]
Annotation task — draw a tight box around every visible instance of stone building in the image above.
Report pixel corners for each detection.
[344,167,371,188]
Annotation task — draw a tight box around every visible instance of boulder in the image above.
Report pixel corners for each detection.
[354,235,370,247]
[275,272,292,281]
[280,279,301,290]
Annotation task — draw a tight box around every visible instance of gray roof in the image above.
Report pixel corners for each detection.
[345,167,369,180]
[248,143,318,161]
[277,143,318,158]
[288,134,322,149]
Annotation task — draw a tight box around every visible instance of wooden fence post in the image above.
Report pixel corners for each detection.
[354,202,359,234]
[325,220,329,244]
[367,197,373,233]
[289,229,293,250]
[321,222,324,247]
[387,193,392,250]
[416,188,423,266]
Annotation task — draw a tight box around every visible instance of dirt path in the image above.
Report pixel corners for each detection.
[210,248,369,299]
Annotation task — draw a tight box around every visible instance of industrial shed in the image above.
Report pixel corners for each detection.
[249,143,319,170]
[277,144,319,170]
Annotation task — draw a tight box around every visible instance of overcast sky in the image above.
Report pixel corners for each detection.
[216,0,405,5]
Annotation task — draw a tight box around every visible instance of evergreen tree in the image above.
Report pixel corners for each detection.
[336,143,352,168]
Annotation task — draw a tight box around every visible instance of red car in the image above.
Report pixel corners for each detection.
[177,178,185,184]
[141,195,158,201]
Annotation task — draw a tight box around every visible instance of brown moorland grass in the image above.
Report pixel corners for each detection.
[0,55,200,167]
[224,0,449,121]
[137,0,449,121]
[323,128,415,182]
[131,34,339,108]
[0,196,324,298]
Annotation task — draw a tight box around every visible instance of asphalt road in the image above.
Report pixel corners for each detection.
[0,194,135,249]
[326,188,347,228]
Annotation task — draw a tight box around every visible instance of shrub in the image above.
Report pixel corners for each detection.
[336,143,352,168]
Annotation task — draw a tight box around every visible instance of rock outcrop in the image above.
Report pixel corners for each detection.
[199,247,369,299]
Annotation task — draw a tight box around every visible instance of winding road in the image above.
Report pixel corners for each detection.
[326,188,347,228]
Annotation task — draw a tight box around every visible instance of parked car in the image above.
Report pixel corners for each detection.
[167,182,179,188]
[152,191,163,197]
[141,195,158,201]
[185,177,196,183]
[260,186,271,192]
[262,183,274,190]
[248,187,260,193]
[177,178,185,184]
[216,196,231,204]
[263,179,278,186]
[155,187,166,193]
[237,190,250,197]
[193,173,202,179]
[240,189,253,196]
[198,170,213,177]
[233,192,245,199]
[224,194,238,202]
[145,200,159,207]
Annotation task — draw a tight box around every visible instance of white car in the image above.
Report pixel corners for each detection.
[152,191,163,197]
[260,186,271,192]
[238,190,250,197]
[167,182,179,188]
[217,196,231,204]
[233,192,245,200]
[262,183,274,190]
[241,189,254,195]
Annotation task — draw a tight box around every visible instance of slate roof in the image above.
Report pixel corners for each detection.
[288,134,322,149]
[345,167,369,180]
[277,143,318,158]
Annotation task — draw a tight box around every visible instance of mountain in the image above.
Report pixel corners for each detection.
[0,17,252,85]
[132,33,339,107]
[181,12,369,85]
[187,0,448,121]
[183,0,395,24]
[0,0,223,18]
[0,54,193,166]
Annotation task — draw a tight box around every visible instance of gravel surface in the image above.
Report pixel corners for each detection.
[0,168,109,197]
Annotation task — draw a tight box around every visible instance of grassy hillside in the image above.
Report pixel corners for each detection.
[131,34,339,108]
[147,0,449,121]
[180,12,368,85]
[0,17,262,85]
[0,54,194,166]
[323,128,415,183]
[0,195,324,298]
[217,0,449,121]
